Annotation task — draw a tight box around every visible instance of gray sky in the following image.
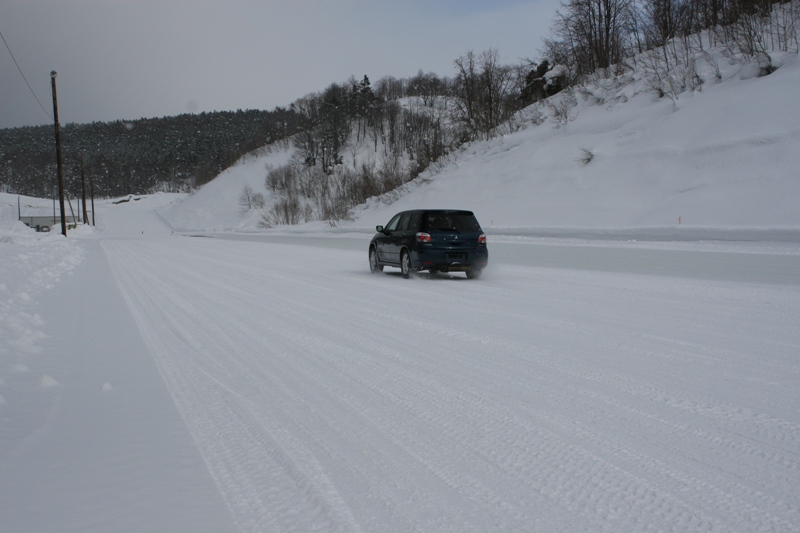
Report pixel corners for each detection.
[1,0,560,129]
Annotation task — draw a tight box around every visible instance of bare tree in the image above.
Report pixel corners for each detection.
[262,195,303,226]
[552,0,636,76]
[453,50,480,139]
[251,192,265,209]
[238,185,256,213]
[409,70,447,107]
[453,49,517,139]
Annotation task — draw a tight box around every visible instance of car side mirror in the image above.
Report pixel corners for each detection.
[376,225,384,233]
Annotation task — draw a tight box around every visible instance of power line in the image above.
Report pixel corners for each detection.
[1,30,53,122]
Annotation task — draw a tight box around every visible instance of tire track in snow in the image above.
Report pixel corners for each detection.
[103,238,364,533]
[340,271,800,531]
[228,262,796,525]
[101,236,800,532]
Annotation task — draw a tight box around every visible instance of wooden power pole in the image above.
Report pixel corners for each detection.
[80,153,88,224]
[90,171,96,226]
[50,71,67,237]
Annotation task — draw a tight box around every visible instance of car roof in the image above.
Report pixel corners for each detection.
[400,209,475,215]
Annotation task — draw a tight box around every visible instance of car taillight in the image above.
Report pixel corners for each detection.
[416,232,432,243]
[478,233,487,244]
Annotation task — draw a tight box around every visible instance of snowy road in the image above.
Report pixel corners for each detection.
[3,208,800,532]
[208,232,800,286]
[102,224,800,531]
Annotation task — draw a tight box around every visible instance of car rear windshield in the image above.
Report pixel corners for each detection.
[422,212,482,233]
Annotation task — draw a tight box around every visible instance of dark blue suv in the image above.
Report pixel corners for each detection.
[369,209,488,279]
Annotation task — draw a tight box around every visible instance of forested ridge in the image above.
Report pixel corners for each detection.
[0,108,307,198]
[0,64,543,202]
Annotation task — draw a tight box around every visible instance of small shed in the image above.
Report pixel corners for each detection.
[20,215,62,232]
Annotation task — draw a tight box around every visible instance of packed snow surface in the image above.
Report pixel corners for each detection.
[2,47,800,532]
[2,192,799,532]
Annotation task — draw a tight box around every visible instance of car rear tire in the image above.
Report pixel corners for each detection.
[400,250,412,279]
[466,269,482,280]
[369,247,383,273]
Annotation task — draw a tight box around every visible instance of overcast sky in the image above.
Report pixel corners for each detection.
[1,0,561,129]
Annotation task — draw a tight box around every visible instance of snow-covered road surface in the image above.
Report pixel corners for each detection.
[3,211,800,532]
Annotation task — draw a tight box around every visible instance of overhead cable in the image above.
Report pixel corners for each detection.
[1,30,53,121]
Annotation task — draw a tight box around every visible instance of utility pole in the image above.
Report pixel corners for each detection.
[90,171,96,226]
[80,153,88,224]
[51,71,67,237]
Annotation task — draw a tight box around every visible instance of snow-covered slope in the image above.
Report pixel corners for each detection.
[162,144,293,232]
[354,52,800,231]
[161,50,800,234]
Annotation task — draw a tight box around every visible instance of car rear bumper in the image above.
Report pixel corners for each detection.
[411,248,488,271]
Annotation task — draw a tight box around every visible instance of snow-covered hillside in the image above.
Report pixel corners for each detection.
[161,49,800,234]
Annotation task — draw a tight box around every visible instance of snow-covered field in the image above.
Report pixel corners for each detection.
[3,43,800,532]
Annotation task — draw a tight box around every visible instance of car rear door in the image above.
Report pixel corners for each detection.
[385,212,414,264]
[376,213,402,264]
